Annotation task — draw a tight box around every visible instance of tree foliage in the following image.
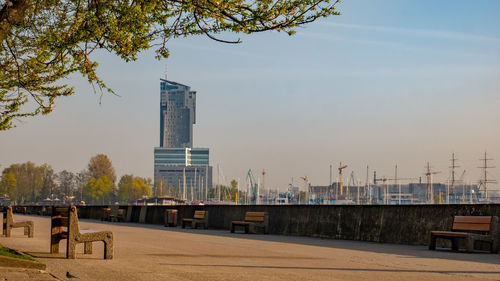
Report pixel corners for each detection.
[56,170,75,198]
[0,171,17,198]
[88,154,116,184]
[83,175,113,204]
[118,174,152,203]
[0,0,341,130]
[0,161,55,203]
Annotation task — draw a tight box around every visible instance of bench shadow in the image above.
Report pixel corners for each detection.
[158,263,500,275]
[81,219,500,266]
[148,253,323,260]
[26,251,105,260]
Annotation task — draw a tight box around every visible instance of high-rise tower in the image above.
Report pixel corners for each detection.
[160,79,196,148]
[154,78,212,202]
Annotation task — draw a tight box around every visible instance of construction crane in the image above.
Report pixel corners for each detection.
[425,162,441,204]
[262,169,266,204]
[246,170,258,204]
[299,176,309,204]
[338,163,348,195]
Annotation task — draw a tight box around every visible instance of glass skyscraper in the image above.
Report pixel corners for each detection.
[154,79,212,199]
[159,79,196,148]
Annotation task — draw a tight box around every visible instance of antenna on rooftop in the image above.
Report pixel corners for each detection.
[165,64,168,80]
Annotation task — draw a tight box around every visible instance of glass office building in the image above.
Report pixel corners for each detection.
[160,79,196,148]
[154,79,212,197]
[154,148,210,167]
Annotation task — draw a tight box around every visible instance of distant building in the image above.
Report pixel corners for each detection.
[154,147,212,190]
[159,79,196,148]
[154,79,212,199]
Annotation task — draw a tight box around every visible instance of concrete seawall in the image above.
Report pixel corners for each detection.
[17,204,500,247]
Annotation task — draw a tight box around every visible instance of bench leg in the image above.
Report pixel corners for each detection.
[50,238,60,254]
[67,241,76,259]
[451,238,459,251]
[104,233,114,260]
[465,236,474,253]
[27,222,34,238]
[230,223,235,233]
[491,241,498,254]
[245,225,249,234]
[428,234,436,250]
[84,242,93,254]
[182,221,186,228]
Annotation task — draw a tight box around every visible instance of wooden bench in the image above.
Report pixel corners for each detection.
[429,216,499,253]
[2,206,34,238]
[51,206,114,259]
[182,211,208,229]
[231,212,269,234]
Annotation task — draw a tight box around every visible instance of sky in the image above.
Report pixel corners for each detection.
[1,0,499,191]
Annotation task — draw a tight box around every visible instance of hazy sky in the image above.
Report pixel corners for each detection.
[1,0,499,191]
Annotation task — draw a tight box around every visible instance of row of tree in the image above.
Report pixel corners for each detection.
[0,154,151,205]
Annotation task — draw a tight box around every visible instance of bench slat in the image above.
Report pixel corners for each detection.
[54,208,69,215]
[193,211,206,219]
[454,216,492,224]
[244,212,266,222]
[431,231,468,237]
[244,217,265,222]
[452,222,491,232]
[51,217,69,227]
[80,229,102,234]
[245,212,265,217]
[232,221,251,225]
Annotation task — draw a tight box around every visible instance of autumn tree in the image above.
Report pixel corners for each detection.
[0,171,16,199]
[0,0,341,130]
[83,175,113,205]
[118,174,152,203]
[88,154,116,185]
[2,161,55,203]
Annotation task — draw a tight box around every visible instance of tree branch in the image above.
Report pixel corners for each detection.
[0,0,31,42]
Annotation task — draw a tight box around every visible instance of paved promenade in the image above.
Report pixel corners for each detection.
[1,214,499,280]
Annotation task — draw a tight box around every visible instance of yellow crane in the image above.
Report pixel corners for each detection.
[338,163,348,196]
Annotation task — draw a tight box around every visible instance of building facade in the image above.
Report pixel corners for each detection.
[160,79,196,148]
[154,79,212,200]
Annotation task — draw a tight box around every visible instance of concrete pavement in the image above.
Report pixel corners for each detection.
[1,214,499,280]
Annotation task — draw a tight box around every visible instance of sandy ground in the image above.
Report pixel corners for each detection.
[1,214,499,281]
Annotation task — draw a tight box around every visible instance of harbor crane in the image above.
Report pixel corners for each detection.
[299,176,309,204]
[425,162,441,204]
[338,163,348,195]
[246,169,258,204]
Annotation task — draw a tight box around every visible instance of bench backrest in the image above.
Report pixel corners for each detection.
[109,205,119,217]
[244,212,267,222]
[3,207,13,223]
[117,209,125,217]
[193,211,206,219]
[51,206,81,235]
[452,216,492,233]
